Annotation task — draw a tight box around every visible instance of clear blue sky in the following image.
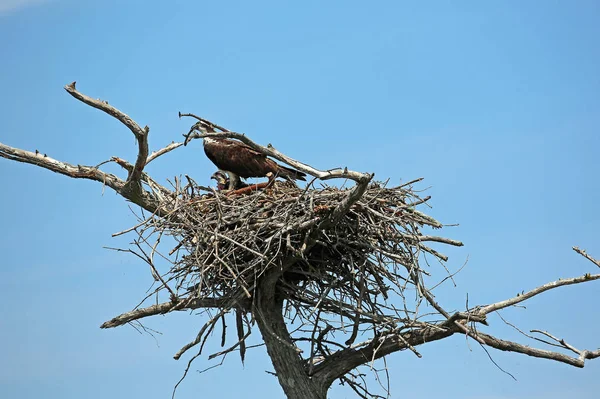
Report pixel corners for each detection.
[1,1,599,398]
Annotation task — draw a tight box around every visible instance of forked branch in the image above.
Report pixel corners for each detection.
[64,81,149,186]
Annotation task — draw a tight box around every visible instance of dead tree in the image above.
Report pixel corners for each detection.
[1,82,599,399]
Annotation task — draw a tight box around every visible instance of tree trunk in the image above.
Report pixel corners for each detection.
[254,275,326,399]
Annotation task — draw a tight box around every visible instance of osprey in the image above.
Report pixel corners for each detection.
[203,137,306,189]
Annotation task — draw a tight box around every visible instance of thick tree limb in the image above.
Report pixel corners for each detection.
[254,270,327,399]
[0,141,168,215]
[312,325,458,387]
[0,143,124,189]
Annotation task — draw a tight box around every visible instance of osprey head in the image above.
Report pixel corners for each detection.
[211,170,229,191]
[203,136,219,145]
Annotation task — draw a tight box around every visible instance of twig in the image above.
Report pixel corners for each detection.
[146,141,183,164]
[573,246,600,268]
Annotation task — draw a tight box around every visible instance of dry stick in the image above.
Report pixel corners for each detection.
[100,297,239,328]
[0,143,126,192]
[220,313,227,348]
[391,332,422,358]
[179,112,230,133]
[146,233,177,300]
[172,314,225,399]
[112,216,155,237]
[530,330,583,356]
[209,324,252,360]
[174,308,229,360]
[496,312,562,349]
[308,309,325,375]
[402,195,431,208]
[479,272,600,315]
[573,246,600,268]
[346,272,366,346]
[146,141,183,164]
[235,309,247,363]
[215,232,268,259]
[397,177,424,189]
[475,330,600,368]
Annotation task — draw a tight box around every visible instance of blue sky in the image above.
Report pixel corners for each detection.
[1,1,599,398]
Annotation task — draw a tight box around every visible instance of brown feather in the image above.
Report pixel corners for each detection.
[203,138,306,181]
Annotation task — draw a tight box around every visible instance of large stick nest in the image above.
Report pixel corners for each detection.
[135,178,461,331]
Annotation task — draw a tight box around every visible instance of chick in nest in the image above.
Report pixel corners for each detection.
[211,170,248,191]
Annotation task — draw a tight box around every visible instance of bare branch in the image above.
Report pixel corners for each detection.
[64,81,149,185]
[475,330,599,368]
[323,173,373,228]
[417,235,464,246]
[100,297,248,328]
[573,246,600,268]
[179,112,230,133]
[479,273,600,315]
[530,329,582,356]
[174,308,228,360]
[0,142,125,190]
[208,329,251,360]
[64,81,146,137]
[146,141,184,165]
